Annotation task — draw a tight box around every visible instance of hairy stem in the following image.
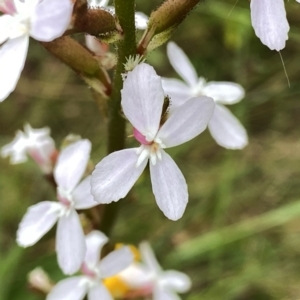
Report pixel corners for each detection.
[99,0,137,236]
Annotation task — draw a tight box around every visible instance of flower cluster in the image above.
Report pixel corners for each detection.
[1,0,295,298]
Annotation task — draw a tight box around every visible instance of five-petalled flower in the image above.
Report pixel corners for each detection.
[46,230,134,300]
[0,0,73,101]
[162,42,248,150]
[91,63,215,221]
[17,139,98,275]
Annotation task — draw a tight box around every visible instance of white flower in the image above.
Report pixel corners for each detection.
[0,0,73,101]
[1,123,56,173]
[91,63,215,220]
[46,231,134,300]
[87,0,148,30]
[17,139,98,275]
[250,0,294,51]
[138,242,191,300]
[162,42,248,150]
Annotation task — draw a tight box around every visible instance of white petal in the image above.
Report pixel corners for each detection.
[121,63,164,140]
[56,210,86,275]
[1,130,28,164]
[160,271,191,293]
[84,230,108,267]
[30,0,73,42]
[88,283,113,300]
[153,286,180,300]
[167,42,198,87]
[150,151,188,221]
[0,15,14,44]
[139,242,161,274]
[118,263,153,288]
[16,201,60,247]
[208,104,248,149]
[135,12,148,30]
[202,81,245,105]
[157,97,215,148]
[73,176,98,209]
[161,77,191,109]
[46,276,88,300]
[99,246,134,278]
[54,139,91,192]
[0,35,29,102]
[91,149,147,203]
[250,0,289,51]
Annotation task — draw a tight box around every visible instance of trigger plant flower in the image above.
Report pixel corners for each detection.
[162,42,248,150]
[17,139,98,275]
[91,63,215,221]
[0,0,73,101]
[1,123,57,174]
[46,230,134,300]
[137,242,191,300]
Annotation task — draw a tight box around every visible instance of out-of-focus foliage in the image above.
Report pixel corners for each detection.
[1,0,300,299]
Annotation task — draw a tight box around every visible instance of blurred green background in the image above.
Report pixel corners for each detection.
[1,0,300,299]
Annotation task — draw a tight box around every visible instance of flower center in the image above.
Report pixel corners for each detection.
[56,187,74,212]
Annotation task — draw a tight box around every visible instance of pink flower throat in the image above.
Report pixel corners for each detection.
[133,128,152,145]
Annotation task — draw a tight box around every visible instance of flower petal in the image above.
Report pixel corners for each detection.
[139,242,161,273]
[88,283,113,300]
[99,246,134,278]
[0,34,29,102]
[1,130,28,164]
[118,263,153,288]
[157,97,215,148]
[73,176,98,209]
[0,15,13,44]
[91,149,147,203]
[153,286,180,300]
[150,151,188,220]
[135,12,148,30]
[84,230,108,267]
[250,0,289,51]
[167,42,198,87]
[54,139,91,192]
[46,276,88,300]
[16,201,60,247]
[161,77,191,109]
[202,81,245,105]
[160,270,191,293]
[208,104,248,149]
[30,0,73,42]
[56,210,86,275]
[121,63,164,140]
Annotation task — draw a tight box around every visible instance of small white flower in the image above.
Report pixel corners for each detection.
[162,42,248,150]
[17,140,98,275]
[1,123,56,173]
[46,231,134,300]
[91,63,215,220]
[0,0,73,101]
[87,0,148,30]
[138,242,191,300]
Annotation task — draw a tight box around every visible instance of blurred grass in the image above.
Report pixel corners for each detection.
[1,0,300,299]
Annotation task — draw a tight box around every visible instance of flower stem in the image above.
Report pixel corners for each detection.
[99,0,137,236]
